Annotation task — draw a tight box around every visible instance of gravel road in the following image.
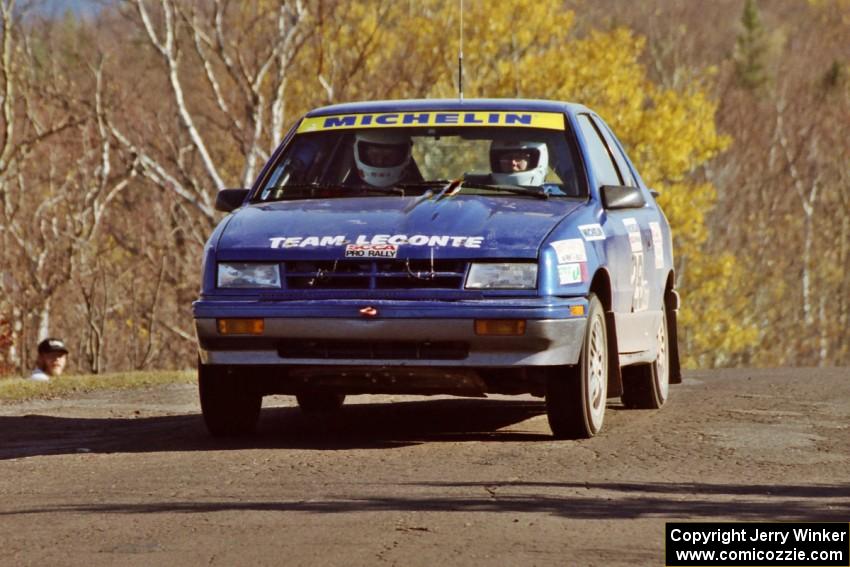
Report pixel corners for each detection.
[1,367,848,566]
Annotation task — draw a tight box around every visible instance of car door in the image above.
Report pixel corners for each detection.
[595,117,667,314]
[575,113,656,354]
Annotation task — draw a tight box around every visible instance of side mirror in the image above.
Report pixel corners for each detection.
[601,185,647,210]
[215,188,249,213]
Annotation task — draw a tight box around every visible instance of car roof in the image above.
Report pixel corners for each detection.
[304,98,590,118]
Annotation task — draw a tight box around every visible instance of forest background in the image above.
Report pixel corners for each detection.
[0,0,847,377]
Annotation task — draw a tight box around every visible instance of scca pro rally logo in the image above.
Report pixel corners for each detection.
[345,244,397,258]
[269,234,484,249]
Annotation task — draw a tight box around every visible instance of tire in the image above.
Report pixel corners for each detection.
[198,363,262,437]
[296,392,346,413]
[546,293,608,439]
[621,303,670,409]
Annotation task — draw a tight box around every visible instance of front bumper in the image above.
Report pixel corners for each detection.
[194,297,587,367]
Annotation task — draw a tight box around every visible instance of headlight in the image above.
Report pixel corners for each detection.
[465,263,537,290]
[217,262,281,288]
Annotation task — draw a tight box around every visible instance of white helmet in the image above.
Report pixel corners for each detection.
[353,131,412,187]
[489,140,549,186]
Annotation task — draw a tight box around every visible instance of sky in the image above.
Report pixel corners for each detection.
[31,0,107,18]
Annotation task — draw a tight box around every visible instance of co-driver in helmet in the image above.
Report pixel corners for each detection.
[353,131,417,187]
[489,140,549,186]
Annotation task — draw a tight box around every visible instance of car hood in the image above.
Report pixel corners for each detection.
[216,195,584,260]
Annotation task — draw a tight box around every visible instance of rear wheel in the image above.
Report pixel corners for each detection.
[296,392,346,413]
[621,303,669,409]
[199,364,262,437]
[546,294,608,439]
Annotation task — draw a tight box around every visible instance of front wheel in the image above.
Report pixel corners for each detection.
[546,294,608,439]
[199,364,262,437]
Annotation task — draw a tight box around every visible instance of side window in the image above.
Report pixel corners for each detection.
[577,114,622,187]
[594,118,636,187]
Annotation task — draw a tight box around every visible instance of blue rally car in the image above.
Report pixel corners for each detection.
[193,98,682,439]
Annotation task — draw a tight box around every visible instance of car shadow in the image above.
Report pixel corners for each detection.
[0,398,550,460]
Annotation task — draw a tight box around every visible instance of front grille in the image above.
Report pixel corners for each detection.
[283,259,467,290]
[278,340,469,360]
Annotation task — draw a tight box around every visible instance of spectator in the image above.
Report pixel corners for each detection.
[29,338,68,382]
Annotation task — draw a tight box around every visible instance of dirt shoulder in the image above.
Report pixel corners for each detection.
[0,367,848,566]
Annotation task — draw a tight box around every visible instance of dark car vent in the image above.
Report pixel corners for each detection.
[278,340,469,360]
[283,260,467,290]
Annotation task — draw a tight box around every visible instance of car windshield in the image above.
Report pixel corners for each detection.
[254,111,586,202]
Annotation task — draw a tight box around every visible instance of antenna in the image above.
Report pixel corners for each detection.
[458,0,464,101]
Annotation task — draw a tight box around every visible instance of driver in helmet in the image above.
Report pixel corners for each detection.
[489,140,549,186]
[353,131,416,187]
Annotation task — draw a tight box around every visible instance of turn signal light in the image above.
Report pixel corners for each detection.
[570,305,586,317]
[217,318,264,335]
[474,319,526,336]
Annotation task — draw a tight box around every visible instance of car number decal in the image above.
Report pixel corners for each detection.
[622,218,643,253]
[622,218,649,312]
[649,222,664,269]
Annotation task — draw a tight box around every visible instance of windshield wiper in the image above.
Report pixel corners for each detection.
[254,182,331,202]
[437,180,550,200]
[257,182,406,202]
[395,180,452,189]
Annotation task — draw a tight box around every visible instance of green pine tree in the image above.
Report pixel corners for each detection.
[733,0,770,90]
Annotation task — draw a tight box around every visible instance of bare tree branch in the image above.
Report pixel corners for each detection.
[0,0,17,176]
[131,0,226,191]
[106,119,216,221]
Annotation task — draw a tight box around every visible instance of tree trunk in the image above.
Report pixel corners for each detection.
[802,210,812,329]
[9,304,22,372]
[37,296,51,341]
[818,294,828,367]
[840,212,849,364]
